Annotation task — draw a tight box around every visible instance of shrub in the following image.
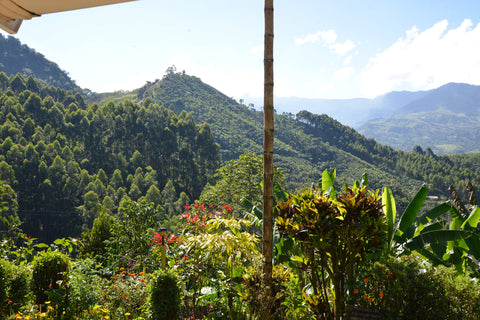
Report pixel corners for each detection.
[31,251,69,305]
[276,174,386,319]
[347,254,480,320]
[0,259,7,314]
[149,269,180,320]
[2,260,30,313]
[240,265,304,319]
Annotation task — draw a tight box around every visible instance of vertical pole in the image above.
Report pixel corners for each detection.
[159,228,167,269]
[263,0,274,286]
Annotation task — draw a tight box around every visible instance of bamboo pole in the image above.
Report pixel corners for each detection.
[263,0,274,286]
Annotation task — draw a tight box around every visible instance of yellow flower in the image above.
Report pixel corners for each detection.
[125,312,131,316]
[39,313,47,317]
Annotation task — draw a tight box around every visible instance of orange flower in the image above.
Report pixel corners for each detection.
[140,272,144,276]
[353,289,359,294]
[363,278,369,284]
[379,291,384,298]
[122,295,126,299]
[368,297,373,303]
[122,271,126,275]
[363,294,368,300]
[120,267,125,271]
[372,289,376,293]
[387,271,392,278]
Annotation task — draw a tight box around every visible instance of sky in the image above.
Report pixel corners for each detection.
[4,0,480,101]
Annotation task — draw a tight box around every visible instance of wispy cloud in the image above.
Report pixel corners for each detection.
[295,30,337,45]
[333,67,355,80]
[361,19,480,97]
[330,40,355,56]
[295,29,355,57]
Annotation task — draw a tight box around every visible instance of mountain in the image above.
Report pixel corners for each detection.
[0,34,82,92]
[2,39,480,244]
[88,73,480,202]
[358,83,480,154]
[244,89,428,127]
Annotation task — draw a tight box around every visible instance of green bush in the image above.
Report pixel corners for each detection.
[0,258,31,314]
[347,254,480,319]
[32,251,70,305]
[149,269,180,320]
[0,259,7,314]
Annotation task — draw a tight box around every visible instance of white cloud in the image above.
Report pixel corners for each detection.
[295,29,337,45]
[343,55,353,65]
[333,67,355,81]
[361,19,480,97]
[251,44,263,55]
[330,40,355,55]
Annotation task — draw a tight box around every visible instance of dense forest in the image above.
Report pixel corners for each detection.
[105,72,480,202]
[0,72,219,242]
[2,39,480,245]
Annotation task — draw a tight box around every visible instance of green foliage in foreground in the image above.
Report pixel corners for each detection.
[149,269,181,320]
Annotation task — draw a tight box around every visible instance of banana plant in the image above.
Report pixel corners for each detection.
[382,184,480,275]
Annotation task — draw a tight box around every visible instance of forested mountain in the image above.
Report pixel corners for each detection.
[0,73,219,242]
[3,39,480,245]
[358,83,480,154]
[88,72,480,206]
[0,34,81,93]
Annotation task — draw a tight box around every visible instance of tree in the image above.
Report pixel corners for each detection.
[200,152,283,215]
[162,179,177,217]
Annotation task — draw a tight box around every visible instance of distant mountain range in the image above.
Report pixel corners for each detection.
[246,83,480,155]
[358,83,480,154]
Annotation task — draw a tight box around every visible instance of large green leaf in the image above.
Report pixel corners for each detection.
[461,206,480,229]
[322,169,336,198]
[464,233,480,260]
[405,230,473,251]
[416,202,452,228]
[398,185,428,234]
[382,187,396,248]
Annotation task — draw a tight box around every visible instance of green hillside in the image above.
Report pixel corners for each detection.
[2,51,480,244]
[0,34,82,93]
[127,73,480,202]
[0,73,219,242]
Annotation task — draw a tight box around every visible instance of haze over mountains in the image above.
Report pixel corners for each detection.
[247,82,480,155]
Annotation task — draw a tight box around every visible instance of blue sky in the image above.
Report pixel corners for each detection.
[4,0,480,100]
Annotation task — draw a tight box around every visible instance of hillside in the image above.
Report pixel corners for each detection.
[87,73,480,202]
[0,34,82,92]
[3,39,480,244]
[358,83,480,154]
[0,73,219,242]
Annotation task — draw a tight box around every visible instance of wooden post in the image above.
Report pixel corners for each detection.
[159,228,167,269]
[263,0,274,286]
